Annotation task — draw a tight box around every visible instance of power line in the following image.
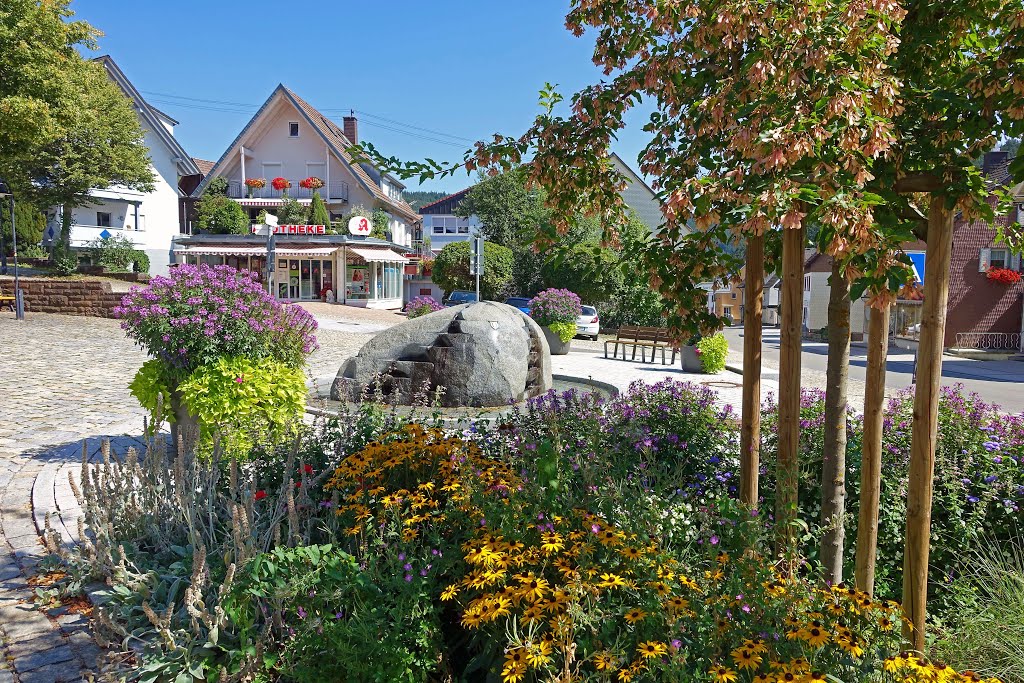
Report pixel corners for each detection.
[140,89,476,145]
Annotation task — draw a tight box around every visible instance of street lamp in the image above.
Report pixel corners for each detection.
[0,177,25,320]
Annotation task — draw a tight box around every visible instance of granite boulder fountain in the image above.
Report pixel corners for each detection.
[330,301,552,407]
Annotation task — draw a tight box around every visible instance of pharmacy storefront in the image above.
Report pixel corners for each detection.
[173,231,409,309]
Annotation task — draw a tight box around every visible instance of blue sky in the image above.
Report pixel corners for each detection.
[74,0,652,193]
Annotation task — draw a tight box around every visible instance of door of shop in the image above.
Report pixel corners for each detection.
[283,259,333,301]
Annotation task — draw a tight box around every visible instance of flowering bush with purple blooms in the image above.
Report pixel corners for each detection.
[406,295,444,319]
[528,288,582,327]
[761,384,1024,615]
[115,263,319,373]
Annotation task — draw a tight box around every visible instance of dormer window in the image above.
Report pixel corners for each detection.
[288,122,299,137]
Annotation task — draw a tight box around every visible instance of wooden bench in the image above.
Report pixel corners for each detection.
[604,325,675,364]
[0,287,15,312]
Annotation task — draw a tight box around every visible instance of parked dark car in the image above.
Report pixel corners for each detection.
[505,297,532,314]
[443,290,477,306]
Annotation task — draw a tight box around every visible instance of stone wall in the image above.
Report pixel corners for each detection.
[0,277,124,318]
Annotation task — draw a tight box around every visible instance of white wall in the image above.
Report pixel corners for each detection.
[422,213,481,252]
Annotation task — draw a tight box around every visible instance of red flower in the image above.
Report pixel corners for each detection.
[244,177,266,189]
[254,490,267,501]
[303,464,314,475]
[987,267,1022,285]
[271,176,291,191]
[299,176,324,190]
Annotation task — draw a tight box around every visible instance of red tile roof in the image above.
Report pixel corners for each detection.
[418,188,471,213]
[192,158,216,176]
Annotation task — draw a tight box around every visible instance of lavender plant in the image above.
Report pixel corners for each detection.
[406,295,444,319]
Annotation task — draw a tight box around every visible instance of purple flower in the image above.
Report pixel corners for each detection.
[296,606,307,620]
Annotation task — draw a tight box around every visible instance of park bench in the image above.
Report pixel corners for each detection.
[0,286,15,312]
[604,325,676,364]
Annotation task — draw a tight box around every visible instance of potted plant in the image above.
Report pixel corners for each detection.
[271,176,291,196]
[244,177,266,198]
[299,176,324,194]
[528,288,582,355]
[679,333,729,373]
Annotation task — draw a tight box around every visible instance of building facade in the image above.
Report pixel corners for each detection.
[417,188,482,254]
[174,233,410,309]
[48,56,202,275]
[190,86,420,249]
[802,251,868,340]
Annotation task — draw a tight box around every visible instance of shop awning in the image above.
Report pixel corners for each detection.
[173,246,267,256]
[347,246,410,263]
[276,247,337,257]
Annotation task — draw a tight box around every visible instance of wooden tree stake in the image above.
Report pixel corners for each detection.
[856,303,890,596]
[776,225,804,558]
[740,234,765,508]
[902,198,954,650]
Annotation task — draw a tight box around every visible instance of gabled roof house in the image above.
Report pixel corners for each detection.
[51,56,202,275]
[190,85,419,244]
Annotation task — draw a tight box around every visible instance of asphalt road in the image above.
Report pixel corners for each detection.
[721,326,1024,414]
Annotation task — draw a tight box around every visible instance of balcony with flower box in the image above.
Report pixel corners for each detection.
[227,178,349,202]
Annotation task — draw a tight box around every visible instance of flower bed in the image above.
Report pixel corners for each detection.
[48,378,1012,682]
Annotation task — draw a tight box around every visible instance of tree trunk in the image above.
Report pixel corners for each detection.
[740,235,765,508]
[820,259,850,584]
[59,203,73,253]
[902,197,954,651]
[856,303,890,596]
[776,225,804,559]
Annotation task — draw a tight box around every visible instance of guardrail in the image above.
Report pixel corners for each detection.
[954,332,1022,350]
[227,179,350,201]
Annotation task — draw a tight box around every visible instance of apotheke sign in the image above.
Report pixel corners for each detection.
[251,224,326,235]
[348,216,372,235]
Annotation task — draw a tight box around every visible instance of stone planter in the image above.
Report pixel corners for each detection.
[679,344,705,373]
[169,391,201,453]
[541,325,572,355]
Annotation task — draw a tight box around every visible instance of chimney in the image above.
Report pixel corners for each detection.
[983,150,1009,175]
[343,110,358,144]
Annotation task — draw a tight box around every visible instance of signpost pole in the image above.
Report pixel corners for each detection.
[473,237,483,302]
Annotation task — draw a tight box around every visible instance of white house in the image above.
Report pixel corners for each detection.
[190,85,420,248]
[48,56,202,275]
[417,188,482,253]
[610,152,666,233]
[803,251,868,340]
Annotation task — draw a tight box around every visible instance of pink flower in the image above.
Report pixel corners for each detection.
[234,375,245,383]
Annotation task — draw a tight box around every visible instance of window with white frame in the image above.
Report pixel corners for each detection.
[430,215,471,235]
[96,212,112,227]
[990,248,1009,269]
[804,274,811,291]
[980,247,1015,271]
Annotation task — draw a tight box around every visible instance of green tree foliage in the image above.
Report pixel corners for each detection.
[540,244,622,305]
[0,1,154,253]
[456,168,550,247]
[196,195,248,234]
[403,190,447,211]
[275,196,308,225]
[0,198,46,254]
[307,192,330,227]
[205,176,229,196]
[371,208,390,240]
[432,240,513,301]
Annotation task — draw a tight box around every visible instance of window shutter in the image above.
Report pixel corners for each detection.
[1012,253,1022,272]
[979,248,991,272]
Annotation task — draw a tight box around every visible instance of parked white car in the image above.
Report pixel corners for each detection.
[576,305,600,340]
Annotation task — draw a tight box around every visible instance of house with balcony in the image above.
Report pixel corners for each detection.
[418,188,482,253]
[47,56,202,275]
[189,85,420,248]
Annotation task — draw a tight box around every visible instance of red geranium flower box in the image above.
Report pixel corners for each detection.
[299,176,324,190]
[271,177,291,191]
[986,267,1022,285]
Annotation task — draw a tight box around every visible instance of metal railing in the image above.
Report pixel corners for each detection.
[954,332,1022,350]
[227,179,349,201]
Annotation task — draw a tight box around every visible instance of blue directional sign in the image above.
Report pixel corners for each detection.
[99,229,112,240]
[907,252,926,284]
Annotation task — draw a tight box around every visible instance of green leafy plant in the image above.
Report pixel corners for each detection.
[87,233,137,272]
[130,249,149,274]
[52,248,78,276]
[178,356,307,458]
[548,319,577,343]
[696,333,728,373]
[306,191,330,227]
[276,196,308,225]
[196,194,248,234]
[433,240,514,301]
[128,359,175,431]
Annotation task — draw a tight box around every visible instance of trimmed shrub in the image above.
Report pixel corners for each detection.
[696,333,728,373]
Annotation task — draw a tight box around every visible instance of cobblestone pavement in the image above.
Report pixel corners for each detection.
[0,311,375,682]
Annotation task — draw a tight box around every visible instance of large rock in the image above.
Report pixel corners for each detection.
[330,301,552,407]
